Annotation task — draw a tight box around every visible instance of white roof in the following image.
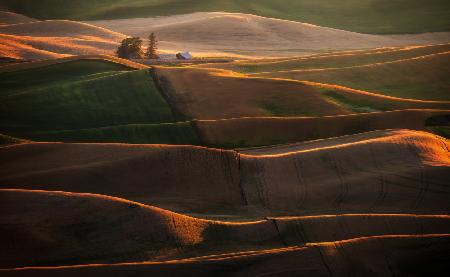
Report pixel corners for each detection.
[178,52,192,59]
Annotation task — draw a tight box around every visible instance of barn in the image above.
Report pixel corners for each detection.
[176,52,193,60]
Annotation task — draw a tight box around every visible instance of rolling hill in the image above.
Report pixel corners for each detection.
[0,14,125,60]
[5,235,449,276]
[2,57,449,146]
[253,51,450,101]
[88,12,450,58]
[154,67,450,120]
[207,43,450,73]
[1,189,450,268]
[3,235,449,276]
[1,2,450,275]
[1,129,449,216]
[0,57,203,144]
[2,0,450,34]
[0,11,35,25]
[195,109,450,148]
[0,56,206,144]
[1,11,449,59]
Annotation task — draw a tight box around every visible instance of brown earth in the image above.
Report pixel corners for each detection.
[154,67,450,120]
[1,129,449,216]
[1,189,450,269]
[154,66,348,119]
[0,142,243,214]
[2,234,449,276]
[196,109,450,147]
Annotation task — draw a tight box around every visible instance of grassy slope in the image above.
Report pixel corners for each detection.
[215,44,450,74]
[30,122,200,145]
[0,133,28,145]
[255,52,450,101]
[0,59,203,144]
[0,60,133,97]
[0,58,448,146]
[3,0,450,34]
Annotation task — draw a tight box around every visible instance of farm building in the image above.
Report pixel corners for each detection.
[176,52,193,60]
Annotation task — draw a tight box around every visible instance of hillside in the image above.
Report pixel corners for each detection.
[196,109,450,148]
[0,15,125,60]
[2,58,449,146]
[1,2,450,274]
[154,67,450,120]
[1,11,448,60]
[1,129,449,216]
[88,12,450,58]
[1,189,450,268]
[0,54,148,73]
[0,58,178,137]
[207,43,450,73]
[0,133,28,145]
[2,0,450,34]
[0,11,35,25]
[253,51,450,101]
[5,235,449,276]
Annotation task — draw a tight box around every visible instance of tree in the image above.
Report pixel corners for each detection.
[145,32,159,59]
[116,37,144,59]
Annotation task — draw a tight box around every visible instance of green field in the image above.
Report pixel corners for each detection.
[3,0,450,33]
[1,58,448,146]
[222,44,450,74]
[0,60,133,97]
[257,51,450,101]
[0,59,205,144]
[27,122,200,145]
[0,62,175,131]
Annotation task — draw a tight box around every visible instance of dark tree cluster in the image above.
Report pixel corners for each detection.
[117,32,159,60]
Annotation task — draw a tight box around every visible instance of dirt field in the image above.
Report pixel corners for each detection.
[1,129,449,216]
[1,189,450,269]
[154,67,349,119]
[196,109,450,147]
[154,67,450,120]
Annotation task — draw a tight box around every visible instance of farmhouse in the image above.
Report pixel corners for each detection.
[176,52,193,60]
